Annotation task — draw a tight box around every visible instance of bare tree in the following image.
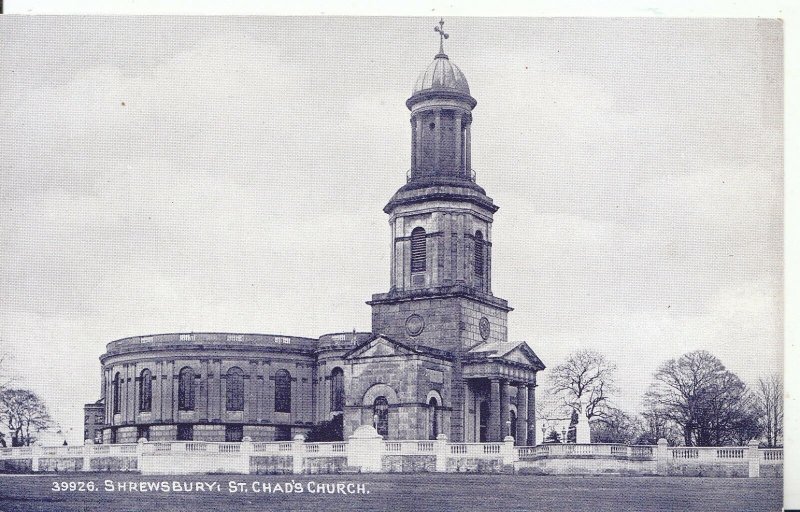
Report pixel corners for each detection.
[637,407,683,445]
[590,407,643,444]
[0,348,14,392]
[755,373,783,447]
[548,348,617,420]
[644,350,760,446]
[0,388,53,446]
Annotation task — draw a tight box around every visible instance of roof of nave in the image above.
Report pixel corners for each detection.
[103,332,320,359]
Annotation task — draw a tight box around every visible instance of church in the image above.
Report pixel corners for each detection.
[84,21,545,447]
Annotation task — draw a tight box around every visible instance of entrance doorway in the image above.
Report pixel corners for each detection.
[479,401,490,442]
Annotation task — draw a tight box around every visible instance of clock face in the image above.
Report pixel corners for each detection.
[479,317,491,340]
[405,314,425,337]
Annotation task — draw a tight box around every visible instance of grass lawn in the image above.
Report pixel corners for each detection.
[0,473,783,512]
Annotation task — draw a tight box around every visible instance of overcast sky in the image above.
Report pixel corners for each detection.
[0,17,782,443]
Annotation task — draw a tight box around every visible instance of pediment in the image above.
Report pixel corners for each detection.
[344,335,416,360]
[504,347,533,365]
[503,343,546,370]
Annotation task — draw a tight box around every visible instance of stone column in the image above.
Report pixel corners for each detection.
[454,114,462,174]
[527,384,536,445]
[488,378,501,442]
[516,385,528,446]
[465,123,471,176]
[415,115,423,174]
[410,117,417,172]
[499,380,510,440]
[434,110,442,171]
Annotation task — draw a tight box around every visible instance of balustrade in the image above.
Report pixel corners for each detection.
[0,440,784,477]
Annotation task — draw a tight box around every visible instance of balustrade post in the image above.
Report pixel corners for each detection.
[656,438,669,476]
[435,434,448,472]
[502,435,516,468]
[292,434,305,475]
[347,425,383,473]
[135,438,146,474]
[748,439,760,478]
[241,436,253,474]
[82,444,92,472]
[31,445,40,473]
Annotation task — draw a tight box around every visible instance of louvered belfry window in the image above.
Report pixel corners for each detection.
[410,227,427,273]
[475,230,484,275]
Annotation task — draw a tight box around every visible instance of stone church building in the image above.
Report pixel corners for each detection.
[86,25,545,447]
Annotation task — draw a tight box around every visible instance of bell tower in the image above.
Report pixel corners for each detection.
[369,20,512,352]
[366,20,535,444]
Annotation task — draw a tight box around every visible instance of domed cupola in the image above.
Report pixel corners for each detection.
[404,19,479,186]
[412,53,471,97]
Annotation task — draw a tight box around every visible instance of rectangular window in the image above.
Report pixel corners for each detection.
[225,425,244,442]
[177,424,193,441]
[274,426,292,441]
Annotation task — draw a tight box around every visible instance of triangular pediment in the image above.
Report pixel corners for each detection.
[467,341,546,370]
[502,343,546,370]
[344,335,417,360]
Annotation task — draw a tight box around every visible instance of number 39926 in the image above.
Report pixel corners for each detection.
[51,481,98,492]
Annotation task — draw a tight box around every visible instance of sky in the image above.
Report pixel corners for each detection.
[0,17,783,444]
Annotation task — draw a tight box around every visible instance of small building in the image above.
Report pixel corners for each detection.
[83,399,105,444]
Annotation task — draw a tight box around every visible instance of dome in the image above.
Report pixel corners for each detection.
[412,54,470,96]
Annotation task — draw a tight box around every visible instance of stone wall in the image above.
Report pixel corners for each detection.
[382,454,436,473]
[250,456,293,474]
[89,457,138,472]
[0,459,32,473]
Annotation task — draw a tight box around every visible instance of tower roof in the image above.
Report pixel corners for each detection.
[412,53,471,96]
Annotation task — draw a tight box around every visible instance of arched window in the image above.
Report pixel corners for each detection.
[274,369,291,413]
[138,369,152,412]
[226,367,244,412]
[428,397,439,440]
[330,367,345,412]
[178,367,195,411]
[410,227,427,273]
[112,372,121,414]
[373,396,389,437]
[474,230,484,276]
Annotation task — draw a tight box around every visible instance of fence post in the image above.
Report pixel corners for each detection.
[347,425,383,473]
[747,440,760,478]
[241,436,253,474]
[656,438,669,476]
[31,445,39,473]
[292,434,305,475]
[435,434,448,472]
[83,444,92,472]
[502,436,516,468]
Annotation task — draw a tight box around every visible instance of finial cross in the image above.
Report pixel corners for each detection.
[434,18,449,55]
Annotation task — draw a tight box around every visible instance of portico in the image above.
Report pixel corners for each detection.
[463,341,545,444]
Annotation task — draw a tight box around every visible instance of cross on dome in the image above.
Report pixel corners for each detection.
[434,18,449,56]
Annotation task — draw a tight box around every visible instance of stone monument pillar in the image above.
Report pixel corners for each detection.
[575,400,591,444]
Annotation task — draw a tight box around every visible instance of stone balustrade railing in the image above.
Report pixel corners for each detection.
[0,436,783,477]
